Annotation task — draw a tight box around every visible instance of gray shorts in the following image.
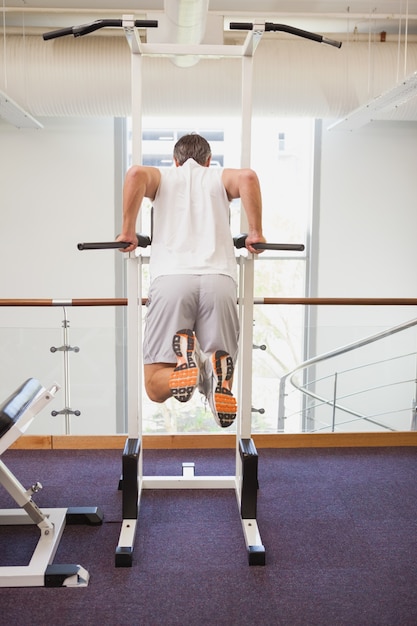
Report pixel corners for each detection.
[143,274,239,364]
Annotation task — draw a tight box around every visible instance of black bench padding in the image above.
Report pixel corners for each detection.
[0,378,42,438]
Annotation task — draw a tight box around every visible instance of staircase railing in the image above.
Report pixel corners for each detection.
[278,317,417,432]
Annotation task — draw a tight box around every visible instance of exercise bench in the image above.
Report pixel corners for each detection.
[0,378,103,587]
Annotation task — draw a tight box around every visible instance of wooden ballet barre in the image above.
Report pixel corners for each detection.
[257,298,417,306]
[2,298,417,307]
[0,298,129,307]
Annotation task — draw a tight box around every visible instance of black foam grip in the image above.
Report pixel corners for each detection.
[43,27,74,41]
[77,234,151,251]
[229,22,254,31]
[134,20,158,28]
[253,242,305,251]
[233,234,304,252]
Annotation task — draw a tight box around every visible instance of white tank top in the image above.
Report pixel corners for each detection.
[150,159,237,283]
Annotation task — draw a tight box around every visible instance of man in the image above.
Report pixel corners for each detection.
[117,133,265,427]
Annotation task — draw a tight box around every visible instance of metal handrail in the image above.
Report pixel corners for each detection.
[278,317,417,431]
[286,375,416,432]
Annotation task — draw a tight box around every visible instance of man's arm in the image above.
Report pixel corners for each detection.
[116,165,161,252]
[222,168,266,253]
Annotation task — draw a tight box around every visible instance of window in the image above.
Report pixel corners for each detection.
[125,116,313,433]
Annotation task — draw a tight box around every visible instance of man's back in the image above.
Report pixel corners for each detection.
[150,159,237,281]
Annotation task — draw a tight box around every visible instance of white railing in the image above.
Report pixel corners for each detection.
[279,317,417,432]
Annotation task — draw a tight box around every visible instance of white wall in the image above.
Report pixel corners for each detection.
[0,117,116,300]
[0,117,119,435]
[316,120,417,330]
[319,121,417,299]
[309,121,417,431]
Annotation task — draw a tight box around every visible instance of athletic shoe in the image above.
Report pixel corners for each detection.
[169,329,199,403]
[206,350,237,428]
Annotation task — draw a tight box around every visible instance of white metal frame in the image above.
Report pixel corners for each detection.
[40,13,334,567]
[115,17,266,567]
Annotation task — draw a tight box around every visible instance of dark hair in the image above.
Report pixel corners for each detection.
[173,133,212,166]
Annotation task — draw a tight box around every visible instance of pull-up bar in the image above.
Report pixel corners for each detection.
[43,18,341,50]
[229,22,342,48]
[43,19,158,40]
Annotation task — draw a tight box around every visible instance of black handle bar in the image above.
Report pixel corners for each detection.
[252,242,305,251]
[78,234,304,252]
[77,234,151,251]
[229,22,342,49]
[43,19,158,41]
[234,234,304,251]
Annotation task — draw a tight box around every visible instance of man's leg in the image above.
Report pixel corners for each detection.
[194,275,239,428]
[144,363,176,403]
[144,330,201,403]
[195,275,239,361]
[143,276,199,403]
[143,332,237,429]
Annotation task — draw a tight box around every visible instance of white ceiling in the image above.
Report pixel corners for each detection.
[3,1,417,36]
[2,1,416,13]
[2,1,417,127]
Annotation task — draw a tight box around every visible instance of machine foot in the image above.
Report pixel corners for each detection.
[248,545,266,566]
[45,563,90,587]
[115,546,134,568]
[66,506,104,526]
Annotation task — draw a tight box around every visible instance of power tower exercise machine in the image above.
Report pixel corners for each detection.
[0,379,103,587]
[45,16,340,567]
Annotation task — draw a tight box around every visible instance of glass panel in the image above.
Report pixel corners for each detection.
[0,323,119,436]
[1,307,415,435]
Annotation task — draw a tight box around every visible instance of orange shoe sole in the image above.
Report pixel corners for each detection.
[211,351,237,427]
[169,330,198,403]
